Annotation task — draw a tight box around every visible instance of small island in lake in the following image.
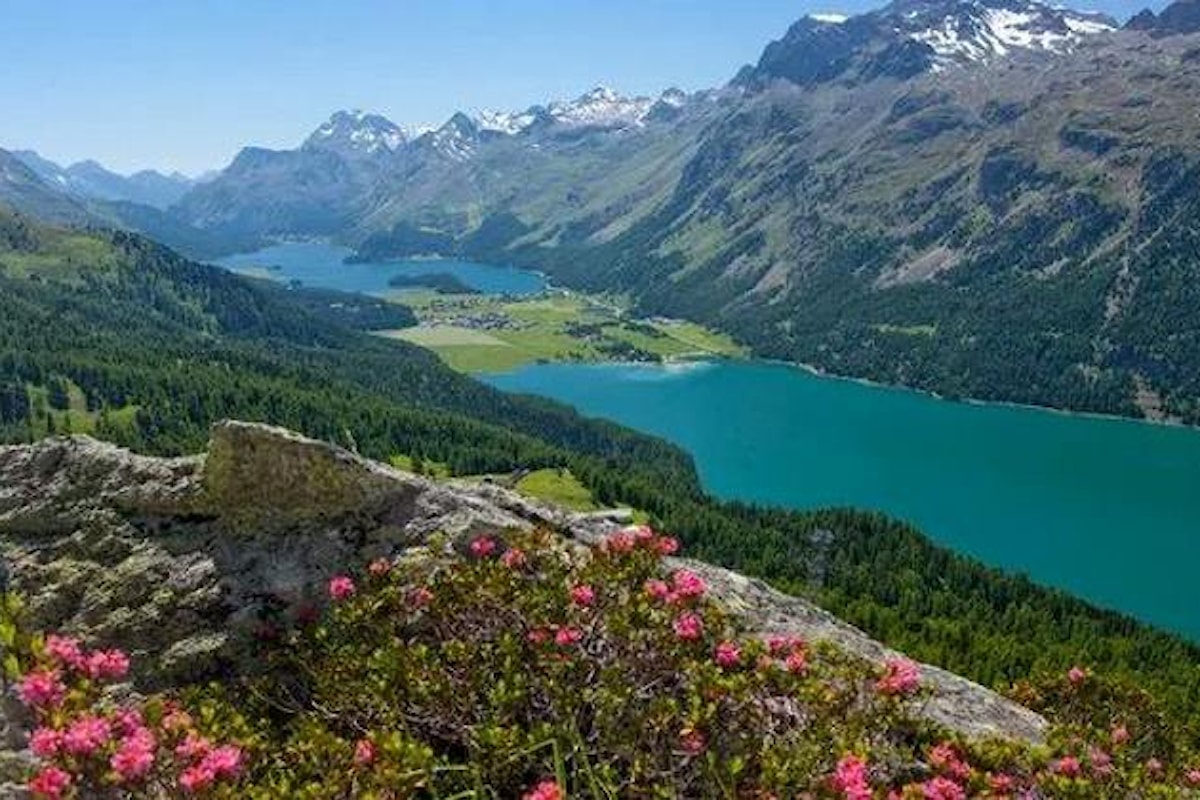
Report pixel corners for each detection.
[387,272,480,295]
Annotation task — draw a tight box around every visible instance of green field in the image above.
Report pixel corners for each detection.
[514,467,598,511]
[21,380,139,439]
[385,292,745,373]
[0,231,121,282]
[388,453,452,478]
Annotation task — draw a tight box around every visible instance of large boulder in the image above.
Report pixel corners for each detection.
[0,421,1046,743]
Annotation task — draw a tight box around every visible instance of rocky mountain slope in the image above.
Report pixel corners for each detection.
[0,147,255,259]
[11,150,196,210]
[166,0,1200,424]
[172,85,712,243]
[0,150,91,225]
[0,420,1047,744]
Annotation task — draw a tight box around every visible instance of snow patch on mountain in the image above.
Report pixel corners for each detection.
[465,86,688,142]
[475,109,539,136]
[543,86,655,130]
[905,0,1115,67]
[307,110,407,155]
[422,114,481,162]
[810,12,850,23]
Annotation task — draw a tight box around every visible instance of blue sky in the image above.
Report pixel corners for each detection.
[1,0,1160,175]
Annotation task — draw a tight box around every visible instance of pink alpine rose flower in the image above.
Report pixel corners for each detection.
[644,579,670,601]
[679,728,706,756]
[28,766,72,800]
[714,640,741,668]
[175,732,213,762]
[785,648,809,675]
[656,536,681,555]
[368,558,391,577]
[832,754,872,800]
[604,530,636,554]
[43,635,85,670]
[629,524,656,543]
[929,742,970,782]
[501,547,527,569]
[62,715,112,756]
[84,648,131,681]
[18,669,66,710]
[111,736,156,782]
[354,738,376,767]
[30,727,62,758]
[200,745,244,779]
[1089,747,1113,778]
[179,764,216,793]
[569,584,596,607]
[922,776,966,800]
[469,536,497,558]
[555,626,583,647]
[1186,769,1200,787]
[1067,666,1087,686]
[1111,725,1130,746]
[1054,756,1082,778]
[409,586,434,608]
[113,707,145,736]
[876,658,921,697]
[673,612,704,641]
[328,575,356,601]
[671,569,706,599]
[523,779,564,800]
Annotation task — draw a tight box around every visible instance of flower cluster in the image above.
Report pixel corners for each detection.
[17,525,1200,798]
[875,657,922,697]
[205,525,983,795]
[20,635,244,799]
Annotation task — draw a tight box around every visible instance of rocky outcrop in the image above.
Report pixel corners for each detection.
[0,421,1047,744]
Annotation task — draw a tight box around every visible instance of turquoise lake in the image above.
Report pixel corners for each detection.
[216,242,546,296]
[211,244,1200,641]
[485,360,1200,641]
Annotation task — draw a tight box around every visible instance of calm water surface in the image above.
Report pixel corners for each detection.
[215,241,546,296]
[485,360,1200,641]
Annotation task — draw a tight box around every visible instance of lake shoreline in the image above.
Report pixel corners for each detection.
[486,358,1200,641]
[786,359,1194,434]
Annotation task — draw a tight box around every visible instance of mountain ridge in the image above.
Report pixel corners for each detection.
[169,0,1200,426]
[11,149,197,209]
[18,0,1200,425]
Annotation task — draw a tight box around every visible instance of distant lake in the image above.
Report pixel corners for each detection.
[215,241,546,297]
[485,360,1200,641]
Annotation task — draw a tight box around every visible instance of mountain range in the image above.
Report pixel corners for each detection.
[11,150,198,209]
[9,3,1200,783]
[6,0,1200,423]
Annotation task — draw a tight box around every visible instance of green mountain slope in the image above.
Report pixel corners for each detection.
[173,1,1200,425]
[4,209,1200,732]
[477,28,1200,424]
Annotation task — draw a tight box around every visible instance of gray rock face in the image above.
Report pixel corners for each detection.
[0,420,1046,744]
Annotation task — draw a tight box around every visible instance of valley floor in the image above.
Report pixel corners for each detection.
[376,289,745,372]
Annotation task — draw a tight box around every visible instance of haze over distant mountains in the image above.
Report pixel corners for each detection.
[11,150,199,209]
[5,0,1200,425]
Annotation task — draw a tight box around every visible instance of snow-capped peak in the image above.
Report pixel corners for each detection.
[306,109,407,155]
[417,113,482,163]
[656,87,690,108]
[810,12,849,23]
[544,86,655,130]
[475,109,539,136]
[900,0,1116,67]
[469,86,687,139]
